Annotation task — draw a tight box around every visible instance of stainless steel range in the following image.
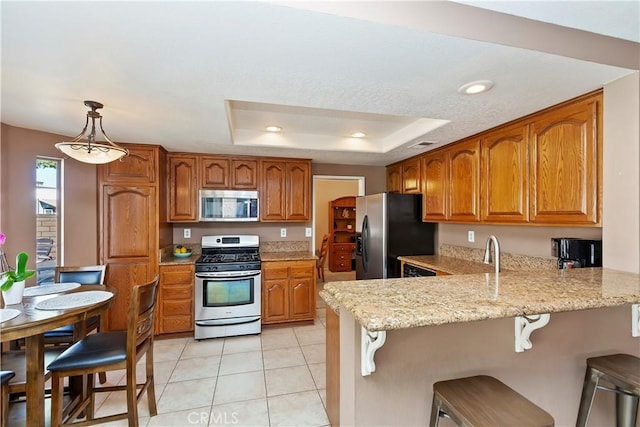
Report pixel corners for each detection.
[194,235,261,340]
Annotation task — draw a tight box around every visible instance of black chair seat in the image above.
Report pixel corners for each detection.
[44,325,74,337]
[44,315,101,339]
[48,332,127,371]
[0,371,15,386]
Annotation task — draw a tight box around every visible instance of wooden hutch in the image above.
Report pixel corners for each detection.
[328,196,356,272]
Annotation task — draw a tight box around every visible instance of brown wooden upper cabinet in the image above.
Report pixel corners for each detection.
[480,123,529,223]
[422,150,448,221]
[200,156,230,188]
[448,139,481,222]
[529,94,601,225]
[168,154,199,222]
[100,145,157,183]
[260,159,311,222]
[402,158,421,194]
[386,159,421,193]
[169,154,259,222]
[422,140,480,222]
[230,159,259,189]
[200,156,258,190]
[413,90,602,226]
[386,163,402,193]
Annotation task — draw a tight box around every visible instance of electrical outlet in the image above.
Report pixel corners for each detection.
[305,227,312,237]
[184,228,191,239]
[467,231,475,243]
[280,228,287,238]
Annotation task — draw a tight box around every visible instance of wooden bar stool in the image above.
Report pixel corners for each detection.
[576,353,640,427]
[430,375,554,427]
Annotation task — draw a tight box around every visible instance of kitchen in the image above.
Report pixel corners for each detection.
[1,1,639,426]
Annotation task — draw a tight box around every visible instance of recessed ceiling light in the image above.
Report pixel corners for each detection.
[351,132,366,138]
[265,125,282,132]
[458,80,494,95]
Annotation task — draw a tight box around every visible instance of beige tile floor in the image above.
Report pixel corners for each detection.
[8,270,354,427]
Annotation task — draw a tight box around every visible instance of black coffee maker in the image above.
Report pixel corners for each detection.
[551,238,602,269]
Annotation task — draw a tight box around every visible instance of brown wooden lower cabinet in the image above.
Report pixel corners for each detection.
[262,260,316,324]
[326,307,340,427]
[156,264,194,335]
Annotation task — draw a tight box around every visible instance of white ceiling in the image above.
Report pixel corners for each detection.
[1,1,638,166]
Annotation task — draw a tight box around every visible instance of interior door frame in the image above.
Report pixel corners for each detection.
[312,175,365,253]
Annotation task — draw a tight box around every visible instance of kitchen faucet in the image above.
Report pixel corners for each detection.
[483,235,501,274]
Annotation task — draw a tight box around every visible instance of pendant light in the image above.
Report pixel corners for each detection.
[55,100,129,164]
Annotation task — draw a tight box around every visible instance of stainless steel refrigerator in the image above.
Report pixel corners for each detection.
[355,193,436,280]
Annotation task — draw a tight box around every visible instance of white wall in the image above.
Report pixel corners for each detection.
[603,72,640,273]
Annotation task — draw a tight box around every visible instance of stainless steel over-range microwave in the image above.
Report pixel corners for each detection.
[199,190,259,222]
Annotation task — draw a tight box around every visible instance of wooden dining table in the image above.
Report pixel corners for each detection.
[0,284,114,427]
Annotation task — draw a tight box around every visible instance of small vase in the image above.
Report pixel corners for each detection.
[2,280,25,305]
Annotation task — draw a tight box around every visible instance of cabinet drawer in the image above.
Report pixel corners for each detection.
[161,316,192,333]
[263,266,289,280]
[333,244,354,253]
[290,264,314,278]
[163,286,192,300]
[330,260,351,271]
[163,299,192,316]
[333,252,350,261]
[162,270,194,284]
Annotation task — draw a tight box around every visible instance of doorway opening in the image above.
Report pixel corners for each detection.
[312,175,364,253]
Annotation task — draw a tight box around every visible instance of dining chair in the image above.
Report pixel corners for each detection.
[47,275,160,427]
[44,265,107,345]
[44,265,108,384]
[36,237,54,261]
[3,265,109,405]
[316,234,330,283]
[1,371,15,427]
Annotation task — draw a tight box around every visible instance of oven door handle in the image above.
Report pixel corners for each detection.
[195,270,261,279]
[195,316,261,327]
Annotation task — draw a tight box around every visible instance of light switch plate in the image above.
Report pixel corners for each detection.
[305,227,312,237]
[467,231,474,243]
[184,228,191,239]
[280,228,287,238]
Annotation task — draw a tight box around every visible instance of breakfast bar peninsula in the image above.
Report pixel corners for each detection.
[320,268,640,426]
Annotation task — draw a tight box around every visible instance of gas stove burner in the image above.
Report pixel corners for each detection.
[196,252,260,264]
[196,235,261,273]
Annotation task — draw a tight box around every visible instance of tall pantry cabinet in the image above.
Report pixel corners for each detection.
[98,143,171,331]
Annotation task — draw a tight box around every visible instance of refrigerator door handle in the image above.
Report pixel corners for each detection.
[362,214,370,272]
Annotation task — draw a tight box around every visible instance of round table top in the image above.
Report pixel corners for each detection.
[0,284,115,341]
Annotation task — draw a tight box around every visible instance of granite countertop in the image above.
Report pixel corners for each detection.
[398,255,497,275]
[260,251,317,262]
[159,253,198,265]
[320,268,640,332]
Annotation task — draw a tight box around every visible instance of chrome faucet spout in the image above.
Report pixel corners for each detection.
[483,235,501,273]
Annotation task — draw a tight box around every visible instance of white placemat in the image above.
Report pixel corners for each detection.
[0,308,21,323]
[23,282,81,297]
[34,291,113,311]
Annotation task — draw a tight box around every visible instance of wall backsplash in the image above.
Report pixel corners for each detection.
[260,240,310,253]
[438,223,602,259]
[440,243,557,271]
[172,223,312,245]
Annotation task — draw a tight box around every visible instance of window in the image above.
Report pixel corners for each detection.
[35,158,60,284]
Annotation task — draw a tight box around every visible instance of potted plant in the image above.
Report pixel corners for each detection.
[1,251,36,305]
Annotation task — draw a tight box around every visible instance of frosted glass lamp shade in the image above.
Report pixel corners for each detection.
[55,142,128,164]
